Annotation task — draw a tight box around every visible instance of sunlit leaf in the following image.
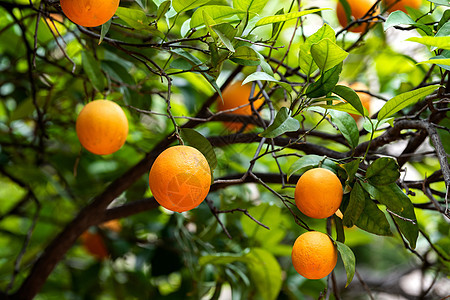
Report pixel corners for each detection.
[255,8,329,26]
[328,110,359,149]
[377,85,440,120]
[311,39,348,72]
[259,107,300,138]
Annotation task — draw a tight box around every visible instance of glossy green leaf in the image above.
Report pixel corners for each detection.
[230,46,261,66]
[259,107,300,138]
[366,157,400,185]
[81,51,105,92]
[173,0,213,13]
[361,182,418,248]
[336,242,355,288]
[319,102,365,116]
[191,6,245,28]
[355,194,392,236]
[211,23,237,52]
[334,215,345,243]
[99,19,111,45]
[333,85,365,116]
[115,7,149,30]
[245,248,282,300]
[180,128,217,171]
[343,182,365,227]
[406,36,450,50]
[328,110,359,149]
[377,85,439,120]
[299,24,335,75]
[428,0,450,6]
[242,71,278,85]
[340,159,360,185]
[311,39,348,72]
[306,63,342,98]
[156,0,171,21]
[287,155,338,180]
[234,0,269,14]
[384,11,432,35]
[255,8,329,26]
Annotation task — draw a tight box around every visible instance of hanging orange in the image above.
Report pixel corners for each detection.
[76,100,128,155]
[149,146,211,213]
[60,0,120,27]
[336,0,380,33]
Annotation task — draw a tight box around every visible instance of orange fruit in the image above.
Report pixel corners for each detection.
[384,0,422,13]
[348,82,371,121]
[76,100,128,155]
[295,168,343,219]
[80,231,109,260]
[99,219,122,233]
[217,81,264,132]
[291,231,338,279]
[336,0,380,33]
[149,145,211,213]
[60,0,120,27]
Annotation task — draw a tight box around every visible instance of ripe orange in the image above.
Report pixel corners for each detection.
[76,100,128,155]
[348,82,372,121]
[80,231,109,260]
[384,0,422,13]
[291,231,338,279]
[149,146,211,213]
[99,219,122,233]
[216,81,264,132]
[336,0,380,33]
[60,0,120,27]
[294,168,343,219]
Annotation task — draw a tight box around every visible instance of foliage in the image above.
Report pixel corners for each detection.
[0,0,449,299]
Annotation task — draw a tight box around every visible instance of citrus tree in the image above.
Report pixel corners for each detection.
[0,0,449,299]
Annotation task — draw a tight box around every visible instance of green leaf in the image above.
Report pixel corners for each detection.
[259,107,300,138]
[328,110,359,149]
[417,58,450,68]
[340,159,360,185]
[180,128,217,171]
[287,155,338,180]
[361,182,418,248]
[384,11,432,35]
[428,0,450,6]
[319,102,365,117]
[406,36,450,50]
[233,0,269,14]
[270,8,284,39]
[377,85,440,120]
[333,85,365,116]
[81,51,105,92]
[336,242,355,288]
[306,63,342,98]
[242,71,278,85]
[115,7,149,30]
[342,182,365,227]
[245,248,282,300]
[355,194,392,236]
[99,19,111,45]
[311,39,348,72]
[256,52,274,76]
[334,215,345,243]
[199,251,249,266]
[230,46,261,66]
[156,0,171,21]
[366,157,400,185]
[255,8,330,26]
[191,6,245,28]
[299,24,335,75]
[211,23,237,52]
[173,0,213,13]
[241,203,288,247]
[134,0,146,9]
